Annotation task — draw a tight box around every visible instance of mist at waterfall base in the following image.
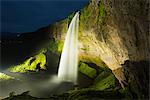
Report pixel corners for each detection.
[1,73,74,98]
[1,12,79,98]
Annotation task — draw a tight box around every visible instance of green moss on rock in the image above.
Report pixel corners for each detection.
[48,40,64,54]
[67,12,75,25]
[0,73,14,80]
[48,41,58,53]
[9,53,46,73]
[56,41,64,53]
[79,62,97,78]
[91,73,116,90]
[57,88,123,100]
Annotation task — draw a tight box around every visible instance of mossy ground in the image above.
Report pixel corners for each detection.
[0,73,14,80]
[3,89,126,100]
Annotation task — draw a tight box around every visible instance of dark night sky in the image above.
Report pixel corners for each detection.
[1,0,89,33]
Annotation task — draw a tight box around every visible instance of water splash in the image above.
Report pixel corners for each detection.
[58,12,79,85]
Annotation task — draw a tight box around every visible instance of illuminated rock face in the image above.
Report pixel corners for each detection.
[49,0,130,70]
[47,0,148,89]
[58,12,79,84]
[78,0,149,70]
[1,0,148,98]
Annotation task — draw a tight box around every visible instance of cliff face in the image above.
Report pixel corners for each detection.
[49,0,149,68]
[1,0,149,99]
[46,0,149,97]
[103,0,149,92]
[49,0,147,77]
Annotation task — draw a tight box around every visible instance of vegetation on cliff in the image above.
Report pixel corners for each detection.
[8,52,46,73]
[1,0,149,99]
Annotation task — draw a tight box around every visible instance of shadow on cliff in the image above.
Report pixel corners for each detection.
[122,60,149,99]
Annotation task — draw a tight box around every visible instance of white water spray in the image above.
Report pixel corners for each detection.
[58,12,79,85]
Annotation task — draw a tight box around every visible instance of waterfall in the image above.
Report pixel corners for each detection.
[58,12,79,85]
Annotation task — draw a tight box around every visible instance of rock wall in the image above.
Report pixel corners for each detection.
[48,0,149,69]
[2,0,148,99]
[47,0,149,96]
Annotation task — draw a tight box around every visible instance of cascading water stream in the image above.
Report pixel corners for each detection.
[58,12,79,85]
